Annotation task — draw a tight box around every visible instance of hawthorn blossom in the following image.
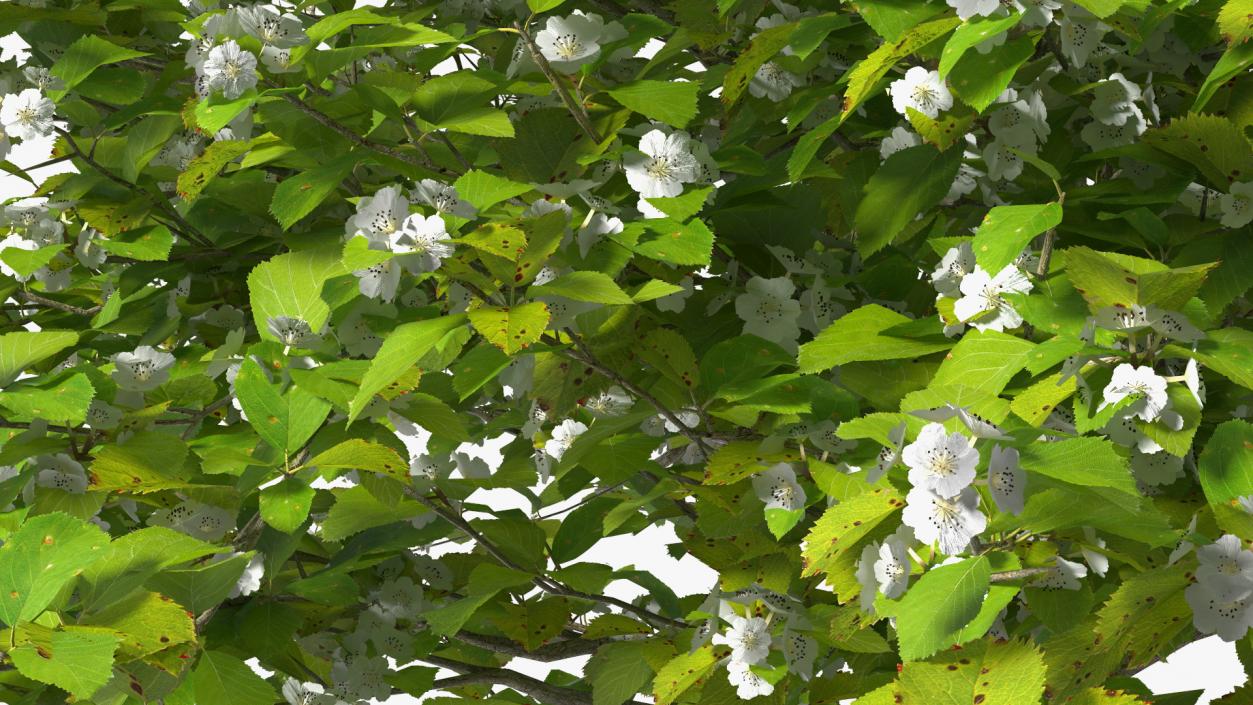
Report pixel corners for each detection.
[1197,535,1253,600]
[735,276,801,351]
[202,40,258,99]
[881,126,922,159]
[1,89,55,140]
[624,128,700,199]
[931,241,975,298]
[1219,182,1252,228]
[902,486,987,555]
[752,462,806,511]
[411,179,477,219]
[1131,449,1184,486]
[947,0,999,20]
[750,62,803,101]
[1187,580,1253,642]
[282,678,348,705]
[238,5,308,48]
[857,542,882,612]
[543,419,587,461]
[33,453,87,494]
[150,499,233,541]
[868,422,907,483]
[1100,363,1168,422]
[1059,12,1108,67]
[347,186,410,243]
[902,422,979,498]
[1184,358,1206,407]
[716,616,772,665]
[887,67,952,119]
[260,45,299,74]
[984,124,1037,182]
[112,345,176,392]
[535,11,609,72]
[781,626,817,679]
[399,213,453,272]
[874,529,912,599]
[726,659,774,699]
[1091,73,1143,126]
[1034,557,1088,591]
[268,316,321,348]
[988,445,1025,514]
[584,386,632,417]
[953,264,1032,332]
[229,554,266,598]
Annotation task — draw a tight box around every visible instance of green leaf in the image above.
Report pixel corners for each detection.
[247,245,345,337]
[320,485,424,541]
[552,496,617,563]
[722,21,798,106]
[235,359,332,455]
[50,35,148,92]
[608,80,701,128]
[1009,371,1075,426]
[1194,41,1253,112]
[801,486,904,579]
[347,314,467,424]
[80,589,196,660]
[654,644,719,705]
[969,203,1063,273]
[702,440,802,485]
[1062,247,1217,312]
[1175,329,1253,391]
[939,12,1023,76]
[122,114,182,182]
[0,372,94,425]
[97,224,174,261]
[1071,0,1124,16]
[588,641,661,705]
[841,17,961,120]
[528,0,568,11]
[949,34,1039,113]
[496,597,569,651]
[269,153,362,230]
[799,304,953,374]
[1,243,63,279]
[1198,420,1253,507]
[177,139,250,201]
[907,106,976,151]
[193,88,258,134]
[613,217,715,267]
[1142,113,1253,189]
[191,650,278,705]
[9,625,118,700]
[880,556,991,660]
[260,476,316,533]
[0,512,110,625]
[79,527,218,610]
[304,439,409,482]
[468,302,550,354]
[454,170,532,211]
[1094,563,1192,668]
[896,638,1046,703]
[853,145,963,257]
[146,552,252,613]
[1018,437,1136,496]
[930,330,1036,399]
[531,271,634,304]
[88,431,191,493]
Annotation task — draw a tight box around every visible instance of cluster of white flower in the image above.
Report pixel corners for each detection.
[899,422,988,555]
[344,185,455,302]
[1186,535,1253,641]
[0,203,76,291]
[929,242,1033,334]
[188,4,309,101]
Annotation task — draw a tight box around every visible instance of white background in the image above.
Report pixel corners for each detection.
[0,25,1243,705]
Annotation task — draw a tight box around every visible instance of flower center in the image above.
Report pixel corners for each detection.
[911,83,940,109]
[645,156,678,181]
[552,33,584,60]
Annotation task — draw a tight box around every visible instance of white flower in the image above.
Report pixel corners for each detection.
[282,678,347,705]
[238,5,308,48]
[874,529,912,599]
[931,241,975,298]
[85,400,122,430]
[1081,528,1109,577]
[1186,580,1253,642]
[398,213,453,272]
[411,179,477,219]
[623,128,700,199]
[716,616,771,665]
[781,626,817,679]
[577,211,623,258]
[584,385,632,417]
[369,577,423,624]
[887,66,952,119]
[989,91,1050,142]
[1146,307,1204,344]
[1184,358,1206,408]
[1197,535,1253,600]
[229,553,266,598]
[201,40,258,99]
[735,276,801,351]
[1091,73,1142,126]
[149,499,233,541]
[535,11,608,72]
[1100,363,1168,422]
[544,419,588,461]
[726,659,775,699]
[857,542,881,613]
[902,486,987,555]
[749,61,803,101]
[881,125,922,159]
[1,89,55,140]
[260,45,299,74]
[1033,556,1088,591]
[1081,109,1145,150]
[1219,182,1252,228]
[268,316,321,348]
[1010,0,1062,26]
[947,0,999,19]
[347,186,410,243]
[34,453,88,494]
[868,422,907,483]
[1059,13,1108,68]
[902,422,979,498]
[1131,448,1184,486]
[984,124,1037,182]
[23,66,63,92]
[752,462,806,511]
[988,445,1025,515]
[112,345,176,392]
[953,264,1032,332]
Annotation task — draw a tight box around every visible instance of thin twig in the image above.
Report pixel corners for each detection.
[279,91,425,169]
[989,567,1052,583]
[1034,192,1065,278]
[513,21,604,144]
[17,291,101,316]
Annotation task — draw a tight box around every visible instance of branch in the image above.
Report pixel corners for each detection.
[989,567,1052,583]
[454,630,614,661]
[194,512,265,632]
[426,656,596,705]
[278,91,426,169]
[1034,192,1065,278]
[16,291,101,316]
[512,22,604,144]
